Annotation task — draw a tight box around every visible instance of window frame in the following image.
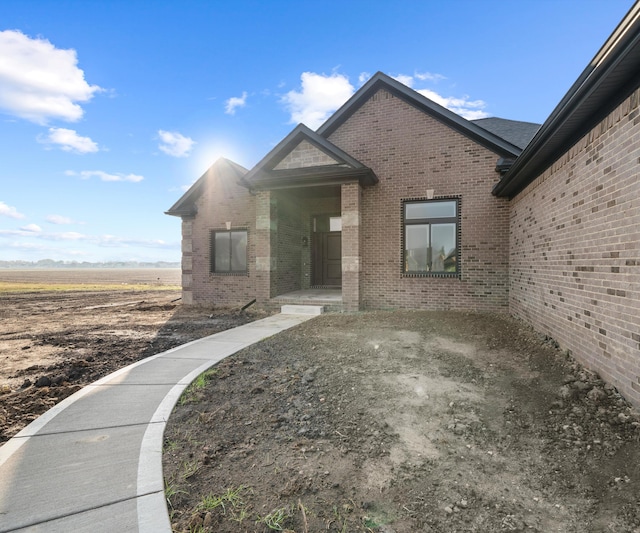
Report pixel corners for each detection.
[402,197,461,277]
[209,228,248,275]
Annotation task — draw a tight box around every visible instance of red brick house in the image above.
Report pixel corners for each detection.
[167,4,640,406]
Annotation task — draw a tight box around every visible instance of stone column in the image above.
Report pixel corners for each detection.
[180,217,194,305]
[341,183,362,311]
[255,191,278,304]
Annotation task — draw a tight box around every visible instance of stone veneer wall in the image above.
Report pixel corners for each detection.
[327,88,511,312]
[509,88,640,407]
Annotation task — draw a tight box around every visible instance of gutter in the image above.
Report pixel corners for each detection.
[493,2,640,198]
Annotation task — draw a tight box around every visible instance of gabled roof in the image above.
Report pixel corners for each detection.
[494,2,640,198]
[165,157,248,217]
[317,72,523,159]
[471,118,541,150]
[241,124,378,190]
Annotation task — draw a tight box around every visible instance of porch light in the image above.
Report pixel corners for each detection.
[225,221,231,230]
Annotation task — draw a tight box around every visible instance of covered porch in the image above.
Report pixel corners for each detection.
[252,182,362,312]
[240,124,377,312]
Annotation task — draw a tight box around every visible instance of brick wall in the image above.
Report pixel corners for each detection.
[328,88,511,312]
[188,172,256,307]
[510,88,640,407]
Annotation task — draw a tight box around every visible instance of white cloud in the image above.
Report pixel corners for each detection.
[282,72,355,130]
[46,214,73,225]
[225,91,248,115]
[416,88,488,120]
[20,223,41,232]
[392,73,489,120]
[158,130,195,157]
[358,72,371,85]
[0,30,101,124]
[394,74,415,88]
[0,201,26,219]
[40,127,99,153]
[66,169,144,183]
[415,71,446,82]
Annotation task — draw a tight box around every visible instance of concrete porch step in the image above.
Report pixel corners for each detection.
[281,304,324,315]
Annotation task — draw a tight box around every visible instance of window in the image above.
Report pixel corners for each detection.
[403,199,458,275]
[210,229,247,273]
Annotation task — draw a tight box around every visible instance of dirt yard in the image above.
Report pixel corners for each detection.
[1,273,639,532]
[0,270,264,442]
[163,311,640,533]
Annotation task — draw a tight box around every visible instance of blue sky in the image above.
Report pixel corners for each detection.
[0,0,634,263]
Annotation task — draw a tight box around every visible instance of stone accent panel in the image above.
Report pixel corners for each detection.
[255,191,278,303]
[274,140,340,170]
[510,88,640,407]
[341,182,362,311]
[180,219,193,304]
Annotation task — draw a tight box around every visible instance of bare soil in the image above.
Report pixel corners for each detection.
[0,287,264,442]
[2,276,639,533]
[163,311,640,533]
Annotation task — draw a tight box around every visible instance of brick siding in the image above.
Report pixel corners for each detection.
[188,172,256,307]
[510,88,640,407]
[328,88,511,312]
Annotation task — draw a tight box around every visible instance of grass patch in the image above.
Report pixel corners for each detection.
[256,506,293,531]
[165,479,187,511]
[196,486,251,522]
[179,369,218,405]
[0,281,180,293]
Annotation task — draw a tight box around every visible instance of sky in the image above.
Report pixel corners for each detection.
[0,0,635,263]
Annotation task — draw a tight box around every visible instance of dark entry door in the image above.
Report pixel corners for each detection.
[312,231,342,287]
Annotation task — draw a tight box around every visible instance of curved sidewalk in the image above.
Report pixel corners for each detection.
[0,311,317,533]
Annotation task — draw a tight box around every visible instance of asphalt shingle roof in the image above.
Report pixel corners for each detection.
[471,117,541,150]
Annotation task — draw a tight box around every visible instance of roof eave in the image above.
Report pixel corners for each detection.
[493,3,640,198]
[248,167,378,191]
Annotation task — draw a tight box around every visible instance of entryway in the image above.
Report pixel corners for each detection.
[312,214,342,288]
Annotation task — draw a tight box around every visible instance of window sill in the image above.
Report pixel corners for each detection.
[403,272,460,278]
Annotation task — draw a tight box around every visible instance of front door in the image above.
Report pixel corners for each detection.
[312,215,342,287]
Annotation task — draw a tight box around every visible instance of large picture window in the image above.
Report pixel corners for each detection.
[210,229,248,274]
[403,199,458,275]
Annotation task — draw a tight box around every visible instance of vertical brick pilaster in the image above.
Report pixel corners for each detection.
[255,191,278,302]
[181,217,194,305]
[341,182,362,311]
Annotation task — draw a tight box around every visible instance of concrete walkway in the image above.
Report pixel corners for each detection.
[0,311,317,532]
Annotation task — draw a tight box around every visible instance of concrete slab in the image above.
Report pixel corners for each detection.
[24,383,175,434]
[6,496,140,533]
[0,425,145,531]
[159,339,248,360]
[281,304,324,315]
